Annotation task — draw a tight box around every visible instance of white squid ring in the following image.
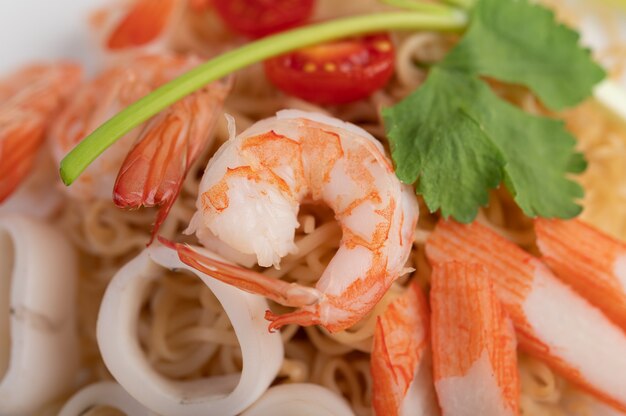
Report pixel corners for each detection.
[59,381,154,416]
[241,383,355,416]
[0,214,79,415]
[96,244,284,416]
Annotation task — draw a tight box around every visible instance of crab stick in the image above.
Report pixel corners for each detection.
[431,262,519,416]
[426,220,626,412]
[371,281,439,416]
[535,218,626,331]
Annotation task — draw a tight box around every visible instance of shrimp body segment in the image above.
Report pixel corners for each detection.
[535,218,626,331]
[50,61,153,201]
[0,63,81,202]
[371,281,439,416]
[52,55,217,208]
[430,262,519,416]
[178,110,419,332]
[113,77,230,241]
[426,220,626,412]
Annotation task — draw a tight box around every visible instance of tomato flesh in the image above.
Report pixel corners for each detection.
[264,34,395,105]
[213,0,315,38]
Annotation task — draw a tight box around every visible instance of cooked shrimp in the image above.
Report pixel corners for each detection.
[51,54,227,217]
[370,281,438,416]
[535,218,626,331]
[430,262,519,416]
[427,220,626,412]
[113,76,230,241]
[50,58,152,201]
[166,110,419,333]
[0,63,81,202]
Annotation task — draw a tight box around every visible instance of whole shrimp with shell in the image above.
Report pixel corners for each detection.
[1,0,233,228]
[164,109,419,333]
[49,54,230,238]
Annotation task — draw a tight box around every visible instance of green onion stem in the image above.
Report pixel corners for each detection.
[379,0,459,14]
[60,11,468,185]
[441,0,474,10]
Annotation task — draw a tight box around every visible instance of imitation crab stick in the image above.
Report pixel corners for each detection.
[426,220,626,412]
[430,262,519,416]
[371,281,439,416]
[535,218,626,331]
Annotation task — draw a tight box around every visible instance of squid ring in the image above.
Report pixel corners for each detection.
[241,383,355,416]
[59,381,154,416]
[0,214,79,415]
[96,244,284,416]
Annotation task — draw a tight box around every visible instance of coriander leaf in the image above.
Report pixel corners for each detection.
[383,68,504,222]
[384,67,585,221]
[473,77,585,218]
[440,0,605,110]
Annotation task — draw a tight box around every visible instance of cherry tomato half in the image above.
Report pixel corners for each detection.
[263,34,395,105]
[213,0,315,38]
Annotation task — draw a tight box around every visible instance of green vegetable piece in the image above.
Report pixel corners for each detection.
[59,11,467,186]
[385,0,602,221]
[385,67,585,221]
[441,0,606,110]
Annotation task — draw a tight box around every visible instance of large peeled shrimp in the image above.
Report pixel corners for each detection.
[167,110,419,333]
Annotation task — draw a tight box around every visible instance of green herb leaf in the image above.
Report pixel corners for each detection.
[385,67,585,221]
[384,69,504,222]
[441,0,605,110]
[385,0,603,222]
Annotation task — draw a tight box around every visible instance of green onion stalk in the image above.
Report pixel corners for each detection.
[60,6,468,185]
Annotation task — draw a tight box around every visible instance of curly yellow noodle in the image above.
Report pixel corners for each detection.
[36,1,626,414]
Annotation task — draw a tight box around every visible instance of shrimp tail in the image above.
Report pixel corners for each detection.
[113,81,230,242]
[112,106,188,243]
[161,237,322,313]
